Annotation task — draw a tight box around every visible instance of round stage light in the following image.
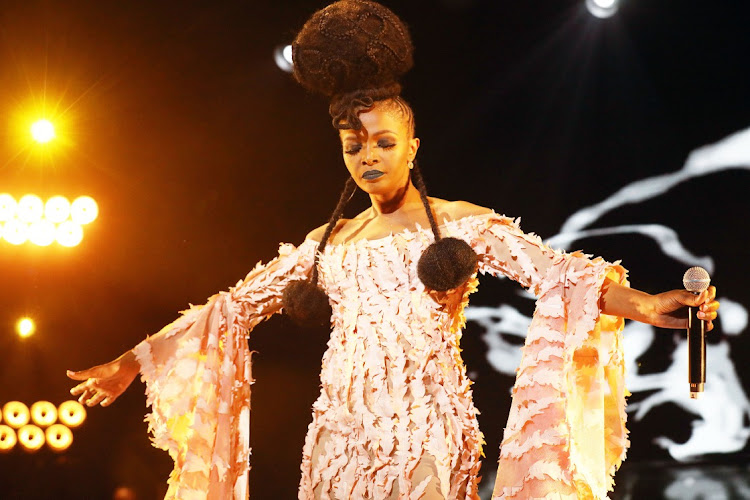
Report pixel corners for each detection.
[58,401,86,428]
[274,44,294,73]
[17,195,44,223]
[0,425,17,452]
[17,424,44,451]
[29,220,56,246]
[45,196,71,223]
[16,318,35,339]
[45,424,73,451]
[31,401,58,427]
[3,402,30,429]
[56,221,84,247]
[3,220,29,245]
[0,194,16,222]
[70,196,98,225]
[30,119,56,144]
[585,0,620,18]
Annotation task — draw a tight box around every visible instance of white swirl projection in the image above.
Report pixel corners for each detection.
[467,126,750,461]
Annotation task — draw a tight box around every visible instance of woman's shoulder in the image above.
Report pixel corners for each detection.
[304,200,495,243]
[305,217,359,243]
[432,199,493,223]
[305,222,334,243]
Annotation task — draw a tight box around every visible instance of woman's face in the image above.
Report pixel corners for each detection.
[339,104,419,198]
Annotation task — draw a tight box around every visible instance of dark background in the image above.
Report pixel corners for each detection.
[0,0,748,498]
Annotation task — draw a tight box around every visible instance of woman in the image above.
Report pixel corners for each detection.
[68,2,719,499]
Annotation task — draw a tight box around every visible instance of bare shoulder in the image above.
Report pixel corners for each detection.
[305,221,331,243]
[305,218,349,243]
[432,199,493,222]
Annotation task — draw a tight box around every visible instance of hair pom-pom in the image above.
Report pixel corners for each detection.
[292,0,413,97]
[282,279,333,327]
[417,237,478,291]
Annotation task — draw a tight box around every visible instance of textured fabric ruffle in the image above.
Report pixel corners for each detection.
[462,216,630,500]
[299,224,485,499]
[132,211,629,500]
[299,212,628,499]
[134,240,317,500]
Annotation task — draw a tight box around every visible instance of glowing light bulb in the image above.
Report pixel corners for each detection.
[45,196,71,223]
[2,402,30,429]
[56,221,84,247]
[57,401,86,428]
[585,0,620,18]
[29,220,56,246]
[0,194,16,221]
[17,318,35,338]
[0,426,17,452]
[17,195,44,223]
[274,44,294,73]
[30,119,55,144]
[17,424,44,451]
[3,220,29,245]
[31,402,57,427]
[70,196,98,225]
[45,424,72,451]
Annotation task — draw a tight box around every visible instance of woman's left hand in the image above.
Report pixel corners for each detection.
[650,285,719,331]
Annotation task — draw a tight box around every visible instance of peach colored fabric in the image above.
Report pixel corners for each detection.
[133,212,629,500]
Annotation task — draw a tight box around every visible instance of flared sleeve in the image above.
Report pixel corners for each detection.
[453,212,630,499]
[131,239,317,500]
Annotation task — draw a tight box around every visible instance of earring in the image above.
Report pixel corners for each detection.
[408,160,414,170]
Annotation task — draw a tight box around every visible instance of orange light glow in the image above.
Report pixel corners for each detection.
[44,196,71,223]
[56,221,84,247]
[17,318,36,339]
[45,424,72,451]
[30,119,56,144]
[70,196,98,225]
[29,220,57,246]
[2,402,30,429]
[2,220,29,245]
[30,402,57,427]
[57,401,86,428]
[0,194,16,221]
[0,426,17,452]
[17,425,45,451]
[17,195,44,223]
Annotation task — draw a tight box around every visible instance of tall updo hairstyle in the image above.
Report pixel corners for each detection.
[282,0,478,327]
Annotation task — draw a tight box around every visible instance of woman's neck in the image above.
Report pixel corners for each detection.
[368,180,423,217]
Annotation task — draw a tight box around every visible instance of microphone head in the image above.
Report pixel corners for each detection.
[683,266,711,293]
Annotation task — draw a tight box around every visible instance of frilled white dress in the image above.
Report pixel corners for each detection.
[132,211,630,500]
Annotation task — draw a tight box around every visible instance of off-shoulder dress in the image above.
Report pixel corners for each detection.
[132,211,630,500]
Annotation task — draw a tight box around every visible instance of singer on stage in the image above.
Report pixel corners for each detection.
[67,1,720,499]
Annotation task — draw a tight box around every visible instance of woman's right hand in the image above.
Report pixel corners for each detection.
[67,350,140,407]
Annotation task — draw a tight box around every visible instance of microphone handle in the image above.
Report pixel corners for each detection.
[688,297,706,398]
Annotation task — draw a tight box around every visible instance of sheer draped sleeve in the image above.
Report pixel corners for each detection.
[132,239,317,500]
[450,212,630,499]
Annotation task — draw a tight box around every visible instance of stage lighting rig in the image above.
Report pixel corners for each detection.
[0,194,97,247]
[0,400,85,452]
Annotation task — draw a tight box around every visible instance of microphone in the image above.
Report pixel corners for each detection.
[683,267,710,399]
